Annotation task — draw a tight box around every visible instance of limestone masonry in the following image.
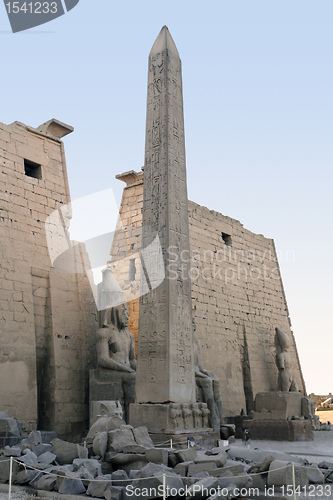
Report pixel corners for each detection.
[0,119,97,440]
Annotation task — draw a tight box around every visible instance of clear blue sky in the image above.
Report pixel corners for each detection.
[1,0,332,394]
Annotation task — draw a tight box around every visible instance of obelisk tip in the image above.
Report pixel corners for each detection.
[150,26,180,58]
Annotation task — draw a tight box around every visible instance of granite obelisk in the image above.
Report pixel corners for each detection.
[135,26,196,405]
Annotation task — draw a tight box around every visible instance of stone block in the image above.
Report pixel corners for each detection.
[186,476,221,499]
[35,474,57,491]
[111,470,130,487]
[0,412,21,437]
[132,426,154,448]
[87,475,112,497]
[254,392,303,419]
[4,446,21,457]
[0,456,21,481]
[93,431,108,459]
[108,426,137,453]
[195,452,227,468]
[16,468,39,484]
[305,465,324,484]
[244,419,313,441]
[32,443,52,456]
[145,448,168,466]
[58,476,86,495]
[188,462,217,476]
[174,461,192,476]
[37,451,57,465]
[51,438,88,465]
[104,485,123,500]
[267,460,308,488]
[176,448,197,463]
[18,451,39,467]
[218,473,252,490]
[72,458,102,477]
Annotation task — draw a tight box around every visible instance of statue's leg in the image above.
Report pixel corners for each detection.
[122,372,136,423]
[196,377,220,432]
[212,377,225,424]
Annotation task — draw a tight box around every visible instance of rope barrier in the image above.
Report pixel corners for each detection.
[5,457,301,482]
[1,456,307,500]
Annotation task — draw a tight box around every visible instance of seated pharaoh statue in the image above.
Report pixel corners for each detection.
[89,303,136,423]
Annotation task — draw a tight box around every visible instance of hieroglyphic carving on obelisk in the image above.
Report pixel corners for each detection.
[135,26,196,404]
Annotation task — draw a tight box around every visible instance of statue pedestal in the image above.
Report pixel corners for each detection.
[247,391,313,441]
[129,403,212,435]
[245,419,313,441]
[253,391,303,420]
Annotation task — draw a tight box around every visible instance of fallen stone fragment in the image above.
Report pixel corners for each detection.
[186,476,221,499]
[87,415,126,444]
[145,448,168,466]
[112,469,130,487]
[188,462,217,476]
[267,460,308,488]
[104,485,123,500]
[209,465,244,478]
[51,437,88,465]
[87,475,112,497]
[4,446,21,457]
[32,443,52,456]
[37,451,57,465]
[76,465,95,486]
[218,472,252,490]
[58,476,86,495]
[132,426,154,448]
[93,431,108,459]
[174,460,192,476]
[304,465,325,484]
[73,458,102,477]
[108,426,137,453]
[0,412,21,438]
[17,451,39,467]
[16,468,39,484]
[319,460,333,469]
[195,452,227,468]
[27,430,42,445]
[249,472,267,490]
[35,474,57,491]
[175,448,197,463]
[259,454,276,472]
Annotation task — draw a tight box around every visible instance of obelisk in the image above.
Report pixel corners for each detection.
[134,26,196,409]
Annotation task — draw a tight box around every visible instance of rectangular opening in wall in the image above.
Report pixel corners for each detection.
[222,232,232,246]
[24,159,42,179]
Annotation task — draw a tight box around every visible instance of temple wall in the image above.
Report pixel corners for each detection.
[0,120,97,439]
[113,171,306,416]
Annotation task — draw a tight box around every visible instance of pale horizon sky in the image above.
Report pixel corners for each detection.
[1,0,332,394]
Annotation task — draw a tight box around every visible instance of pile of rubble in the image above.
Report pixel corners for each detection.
[0,412,332,499]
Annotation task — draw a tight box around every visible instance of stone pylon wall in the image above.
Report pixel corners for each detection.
[112,171,306,416]
[0,120,97,439]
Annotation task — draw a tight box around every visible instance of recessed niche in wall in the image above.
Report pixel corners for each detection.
[222,232,232,246]
[24,159,42,179]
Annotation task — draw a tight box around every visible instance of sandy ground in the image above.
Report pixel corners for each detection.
[238,429,333,464]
